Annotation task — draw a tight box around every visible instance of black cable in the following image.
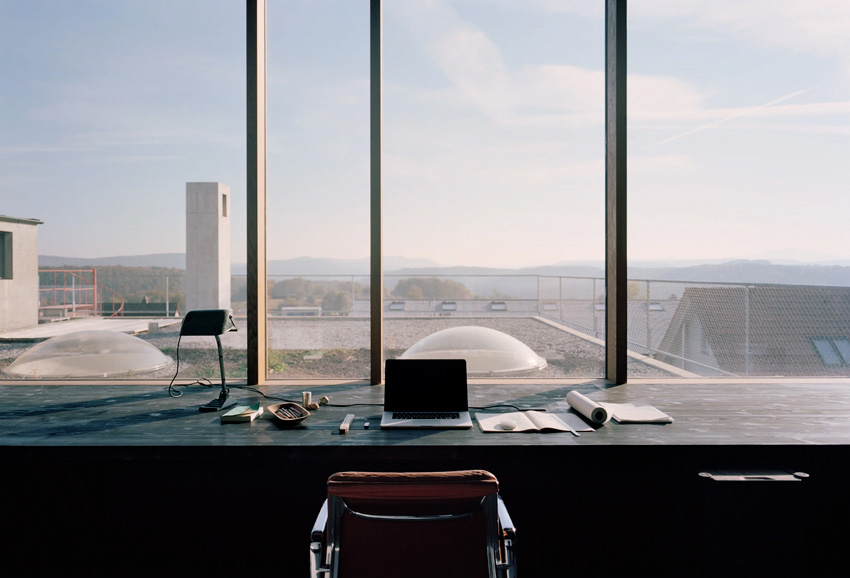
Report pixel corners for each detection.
[227,386,384,408]
[176,376,545,413]
[226,386,294,403]
[470,404,549,412]
[167,333,184,397]
[220,387,545,412]
[167,333,213,397]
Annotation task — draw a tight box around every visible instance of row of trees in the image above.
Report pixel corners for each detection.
[268,278,364,313]
[39,267,482,315]
[264,277,475,312]
[391,278,472,300]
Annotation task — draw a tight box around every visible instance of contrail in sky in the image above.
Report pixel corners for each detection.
[645,81,833,150]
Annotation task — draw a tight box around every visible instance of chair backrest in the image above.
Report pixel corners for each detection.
[325,470,502,578]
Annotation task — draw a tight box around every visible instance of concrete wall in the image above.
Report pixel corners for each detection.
[0,217,41,332]
[185,183,231,312]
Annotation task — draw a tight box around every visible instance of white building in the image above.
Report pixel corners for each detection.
[0,215,42,332]
[185,182,231,312]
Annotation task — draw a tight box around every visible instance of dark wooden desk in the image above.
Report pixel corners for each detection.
[2,380,849,577]
[3,379,850,446]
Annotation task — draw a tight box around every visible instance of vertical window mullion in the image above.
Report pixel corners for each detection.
[247,0,267,385]
[370,0,384,385]
[605,0,627,384]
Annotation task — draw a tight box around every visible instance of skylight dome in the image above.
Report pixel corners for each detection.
[400,326,547,375]
[3,330,172,378]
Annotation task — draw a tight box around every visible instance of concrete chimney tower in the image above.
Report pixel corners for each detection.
[185,182,231,312]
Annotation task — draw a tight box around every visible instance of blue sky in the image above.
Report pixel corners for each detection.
[2,0,848,267]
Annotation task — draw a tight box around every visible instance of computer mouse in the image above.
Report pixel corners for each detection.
[500,417,517,430]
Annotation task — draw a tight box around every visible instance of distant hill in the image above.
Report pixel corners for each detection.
[38,254,850,288]
[40,254,441,276]
[40,253,185,269]
[629,260,850,287]
[388,265,604,277]
[248,256,442,276]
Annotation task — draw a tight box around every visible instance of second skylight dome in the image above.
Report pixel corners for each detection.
[400,326,547,376]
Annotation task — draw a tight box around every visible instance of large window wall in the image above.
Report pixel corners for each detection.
[380,1,606,379]
[261,0,615,382]
[0,1,247,382]
[4,1,846,385]
[627,2,850,378]
[253,0,850,384]
[265,1,371,379]
[251,0,626,384]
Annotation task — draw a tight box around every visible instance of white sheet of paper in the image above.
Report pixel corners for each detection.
[598,402,673,423]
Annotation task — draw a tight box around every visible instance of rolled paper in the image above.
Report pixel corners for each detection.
[566,391,609,424]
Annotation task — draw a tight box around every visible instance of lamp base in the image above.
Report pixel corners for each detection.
[199,389,231,412]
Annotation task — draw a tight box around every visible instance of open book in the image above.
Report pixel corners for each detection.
[475,411,576,433]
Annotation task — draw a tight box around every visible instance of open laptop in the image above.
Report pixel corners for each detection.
[380,358,474,429]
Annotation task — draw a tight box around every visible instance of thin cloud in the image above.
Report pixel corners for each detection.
[0,146,94,154]
[630,0,850,72]
[645,83,834,149]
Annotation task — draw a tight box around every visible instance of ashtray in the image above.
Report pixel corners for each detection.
[268,402,310,427]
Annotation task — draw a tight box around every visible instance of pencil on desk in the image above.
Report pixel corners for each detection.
[339,414,355,434]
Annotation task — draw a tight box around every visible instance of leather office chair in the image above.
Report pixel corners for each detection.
[309,470,517,578]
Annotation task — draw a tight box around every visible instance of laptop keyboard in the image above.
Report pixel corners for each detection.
[393,412,460,420]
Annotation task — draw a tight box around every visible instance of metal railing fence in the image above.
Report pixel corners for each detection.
[31,270,850,378]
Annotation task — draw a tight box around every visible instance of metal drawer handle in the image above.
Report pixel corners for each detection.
[699,472,809,482]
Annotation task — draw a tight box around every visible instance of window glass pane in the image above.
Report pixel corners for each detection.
[382,0,620,380]
[812,339,841,366]
[628,3,850,377]
[0,231,10,279]
[832,338,850,365]
[266,1,370,379]
[0,1,246,382]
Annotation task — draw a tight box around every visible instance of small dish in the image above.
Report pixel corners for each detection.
[268,402,310,427]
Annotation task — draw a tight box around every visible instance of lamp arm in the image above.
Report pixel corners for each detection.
[215,334,228,394]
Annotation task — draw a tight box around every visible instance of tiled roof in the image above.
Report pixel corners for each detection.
[657,286,850,376]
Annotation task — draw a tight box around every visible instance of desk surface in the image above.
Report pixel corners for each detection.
[2,380,849,447]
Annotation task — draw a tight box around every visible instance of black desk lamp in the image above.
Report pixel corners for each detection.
[178,309,238,411]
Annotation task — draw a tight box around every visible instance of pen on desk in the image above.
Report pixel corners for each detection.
[339,414,355,435]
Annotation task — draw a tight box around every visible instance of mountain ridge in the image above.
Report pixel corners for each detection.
[38,254,850,287]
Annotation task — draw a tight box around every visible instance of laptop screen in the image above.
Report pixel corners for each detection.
[384,359,468,412]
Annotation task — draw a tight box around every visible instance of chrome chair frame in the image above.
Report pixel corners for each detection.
[310,487,516,578]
